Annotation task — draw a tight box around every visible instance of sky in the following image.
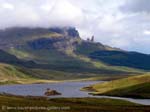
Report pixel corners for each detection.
[0,0,150,54]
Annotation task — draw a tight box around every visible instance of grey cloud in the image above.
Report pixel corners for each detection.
[0,0,85,29]
[120,0,150,13]
[0,0,150,54]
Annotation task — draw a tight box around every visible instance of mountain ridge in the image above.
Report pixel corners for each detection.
[0,27,148,84]
[0,27,148,71]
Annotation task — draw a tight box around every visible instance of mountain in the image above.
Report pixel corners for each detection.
[75,42,150,70]
[89,50,150,70]
[0,27,147,84]
[82,74,150,98]
[0,27,80,51]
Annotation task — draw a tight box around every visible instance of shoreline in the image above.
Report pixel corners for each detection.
[0,77,102,86]
[0,75,129,86]
[0,81,150,105]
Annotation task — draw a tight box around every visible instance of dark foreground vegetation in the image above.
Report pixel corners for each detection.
[0,94,150,112]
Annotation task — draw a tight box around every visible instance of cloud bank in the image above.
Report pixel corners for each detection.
[0,0,150,54]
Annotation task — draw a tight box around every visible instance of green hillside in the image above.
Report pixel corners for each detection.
[89,50,150,70]
[0,27,147,83]
[8,47,141,74]
[0,48,140,85]
[75,41,119,56]
[82,74,150,98]
[0,63,104,85]
[0,63,35,84]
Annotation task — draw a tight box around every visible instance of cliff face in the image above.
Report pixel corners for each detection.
[0,27,80,39]
[0,27,80,50]
[27,37,80,54]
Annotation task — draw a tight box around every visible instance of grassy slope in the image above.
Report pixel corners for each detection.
[75,41,117,55]
[8,46,143,75]
[0,94,150,112]
[0,44,142,86]
[76,41,150,70]
[89,50,150,70]
[0,63,35,84]
[0,63,90,85]
[3,45,143,85]
[75,41,144,74]
[82,74,150,98]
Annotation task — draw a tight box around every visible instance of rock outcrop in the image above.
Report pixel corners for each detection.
[44,88,61,96]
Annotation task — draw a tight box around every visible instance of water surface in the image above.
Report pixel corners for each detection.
[0,81,150,105]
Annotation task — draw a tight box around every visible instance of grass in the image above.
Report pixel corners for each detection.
[82,73,150,98]
[0,94,150,112]
[0,63,79,85]
[1,46,144,85]
[102,82,150,99]
[0,46,144,86]
[8,47,143,75]
[0,63,34,80]
[0,62,131,85]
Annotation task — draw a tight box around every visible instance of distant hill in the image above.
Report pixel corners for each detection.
[89,50,150,70]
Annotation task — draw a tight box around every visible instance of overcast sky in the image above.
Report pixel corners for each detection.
[0,0,150,54]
